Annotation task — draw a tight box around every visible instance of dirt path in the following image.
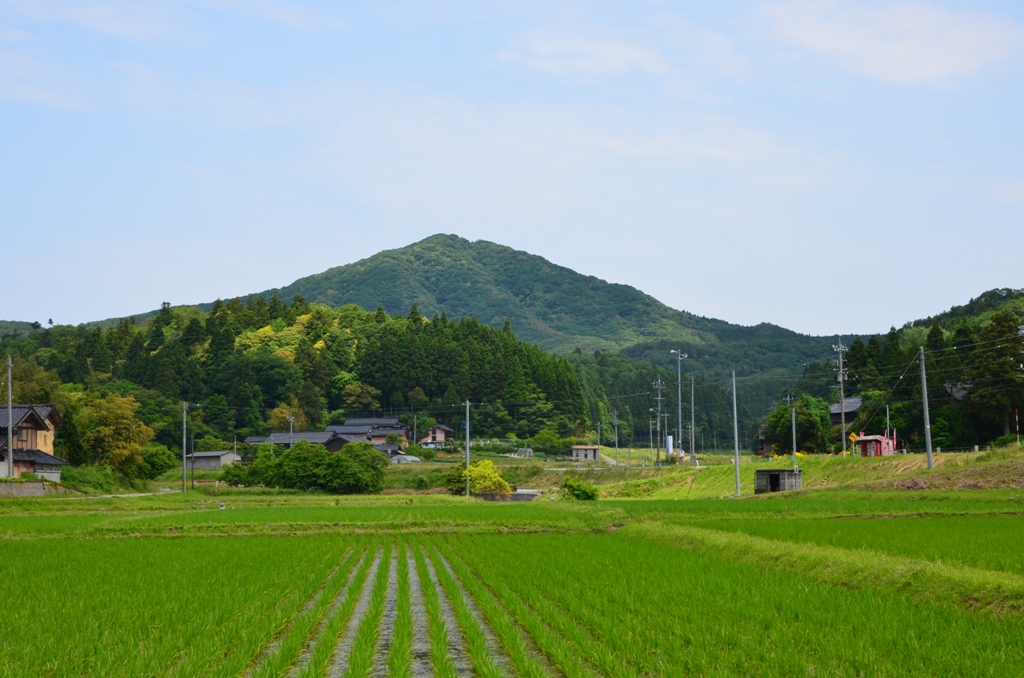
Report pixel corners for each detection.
[289,550,367,676]
[405,549,433,678]
[329,548,383,678]
[372,550,399,677]
[420,546,472,676]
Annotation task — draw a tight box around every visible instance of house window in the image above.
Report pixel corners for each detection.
[17,428,28,442]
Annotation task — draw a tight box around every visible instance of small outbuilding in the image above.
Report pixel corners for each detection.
[854,432,898,457]
[571,445,600,462]
[185,450,242,470]
[754,468,803,494]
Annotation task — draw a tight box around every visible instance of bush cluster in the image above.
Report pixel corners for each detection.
[560,475,599,500]
[221,440,387,494]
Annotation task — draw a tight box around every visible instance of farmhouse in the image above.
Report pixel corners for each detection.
[184,450,242,469]
[245,431,347,452]
[571,444,600,462]
[419,424,455,448]
[0,404,68,482]
[829,397,862,426]
[325,418,409,444]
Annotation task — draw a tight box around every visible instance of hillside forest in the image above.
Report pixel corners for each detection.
[2,291,1022,481]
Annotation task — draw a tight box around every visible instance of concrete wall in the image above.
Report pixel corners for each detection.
[0,481,74,497]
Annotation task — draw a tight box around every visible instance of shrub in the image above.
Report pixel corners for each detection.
[444,465,468,495]
[561,476,599,500]
[464,460,511,495]
[61,465,119,494]
[140,443,177,479]
[318,442,388,494]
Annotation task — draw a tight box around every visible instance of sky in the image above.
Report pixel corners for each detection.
[2,0,1022,336]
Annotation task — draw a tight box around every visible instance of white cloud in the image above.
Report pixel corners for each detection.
[502,31,668,77]
[2,0,178,40]
[763,0,1023,85]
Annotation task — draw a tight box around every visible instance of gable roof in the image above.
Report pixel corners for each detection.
[344,417,400,427]
[0,406,49,430]
[325,424,373,435]
[28,404,62,428]
[263,431,339,446]
[427,424,455,433]
[369,426,408,436]
[829,397,863,415]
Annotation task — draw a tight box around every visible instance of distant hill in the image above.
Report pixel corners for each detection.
[251,234,837,375]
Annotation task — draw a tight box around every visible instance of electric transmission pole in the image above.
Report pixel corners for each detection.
[652,379,664,462]
[834,339,849,455]
[785,393,798,471]
[612,410,619,465]
[690,377,696,465]
[465,399,471,498]
[919,346,934,470]
[181,401,187,493]
[671,350,686,461]
[6,355,12,479]
[732,371,740,496]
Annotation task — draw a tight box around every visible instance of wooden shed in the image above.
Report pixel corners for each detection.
[754,468,802,494]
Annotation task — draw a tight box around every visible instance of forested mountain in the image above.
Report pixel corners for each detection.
[247,234,837,376]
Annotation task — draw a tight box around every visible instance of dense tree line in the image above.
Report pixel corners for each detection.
[763,312,1024,452]
[0,295,594,474]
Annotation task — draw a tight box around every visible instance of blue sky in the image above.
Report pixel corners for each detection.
[2,0,1022,335]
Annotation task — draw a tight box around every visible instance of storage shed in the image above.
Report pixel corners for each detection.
[571,445,600,462]
[754,468,803,494]
[185,450,242,470]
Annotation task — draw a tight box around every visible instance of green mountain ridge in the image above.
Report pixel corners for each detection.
[248,234,836,376]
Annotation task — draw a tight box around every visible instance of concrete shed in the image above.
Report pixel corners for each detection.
[754,468,803,494]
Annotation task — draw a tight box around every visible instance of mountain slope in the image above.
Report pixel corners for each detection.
[254,234,834,374]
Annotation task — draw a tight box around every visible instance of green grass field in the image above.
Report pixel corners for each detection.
[3,448,1024,675]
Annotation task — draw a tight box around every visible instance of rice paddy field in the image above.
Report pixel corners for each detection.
[2,459,1024,676]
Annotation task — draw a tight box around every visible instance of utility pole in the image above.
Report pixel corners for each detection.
[732,371,740,497]
[652,379,664,462]
[671,350,686,463]
[785,394,798,471]
[612,410,620,465]
[413,413,417,447]
[834,339,848,455]
[597,419,602,462]
[464,399,471,498]
[919,346,934,470]
[190,433,196,490]
[181,401,187,493]
[6,355,12,479]
[886,404,890,439]
[690,377,696,465]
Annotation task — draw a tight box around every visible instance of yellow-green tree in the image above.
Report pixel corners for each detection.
[268,396,309,432]
[463,460,511,495]
[78,393,155,475]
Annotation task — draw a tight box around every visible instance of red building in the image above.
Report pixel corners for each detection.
[854,431,898,457]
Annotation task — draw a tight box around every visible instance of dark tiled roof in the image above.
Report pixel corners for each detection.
[370,427,408,436]
[337,434,368,444]
[0,406,47,430]
[344,418,400,427]
[264,432,339,445]
[325,424,372,435]
[244,436,268,444]
[429,424,455,433]
[0,448,68,465]
[28,404,62,427]
[829,397,863,415]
